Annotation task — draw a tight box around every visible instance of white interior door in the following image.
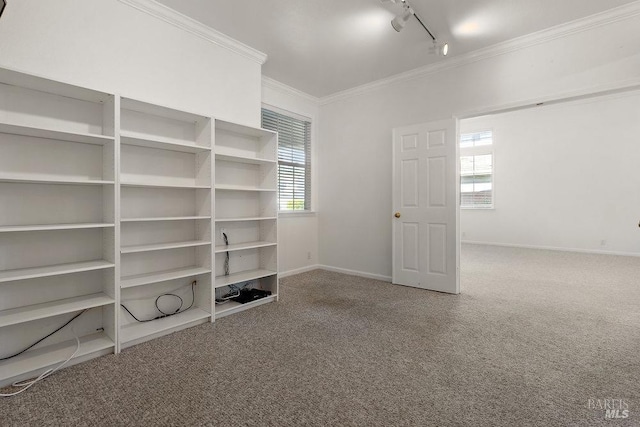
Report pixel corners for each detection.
[392,119,460,294]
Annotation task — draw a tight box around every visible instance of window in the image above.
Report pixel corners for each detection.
[261,108,311,211]
[460,131,493,209]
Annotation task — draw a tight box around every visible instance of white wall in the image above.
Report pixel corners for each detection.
[318,12,640,279]
[261,79,320,275]
[460,91,640,255]
[0,0,262,126]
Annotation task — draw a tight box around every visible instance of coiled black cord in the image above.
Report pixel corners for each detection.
[120,281,196,323]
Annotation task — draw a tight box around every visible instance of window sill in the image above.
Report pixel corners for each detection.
[278,211,317,218]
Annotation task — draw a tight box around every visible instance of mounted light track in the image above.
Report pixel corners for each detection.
[383,0,449,56]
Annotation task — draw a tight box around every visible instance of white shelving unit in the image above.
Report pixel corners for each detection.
[0,68,117,387]
[118,98,214,349]
[0,67,279,386]
[213,120,279,319]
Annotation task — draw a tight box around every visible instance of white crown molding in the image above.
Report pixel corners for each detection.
[118,0,267,65]
[262,76,320,105]
[320,1,640,105]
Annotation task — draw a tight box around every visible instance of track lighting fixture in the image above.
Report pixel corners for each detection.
[383,0,449,56]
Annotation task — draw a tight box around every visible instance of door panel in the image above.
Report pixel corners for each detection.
[392,120,459,294]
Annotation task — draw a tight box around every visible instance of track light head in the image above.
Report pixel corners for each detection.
[429,41,449,56]
[391,4,413,32]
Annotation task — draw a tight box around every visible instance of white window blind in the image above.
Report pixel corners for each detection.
[261,108,311,211]
[460,131,493,209]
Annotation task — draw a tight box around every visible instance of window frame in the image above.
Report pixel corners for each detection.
[261,106,312,213]
[459,129,495,210]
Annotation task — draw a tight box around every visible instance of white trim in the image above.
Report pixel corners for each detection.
[262,77,320,105]
[278,211,317,218]
[118,0,267,65]
[278,264,320,278]
[318,265,392,282]
[319,1,640,105]
[462,240,640,258]
[456,78,640,119]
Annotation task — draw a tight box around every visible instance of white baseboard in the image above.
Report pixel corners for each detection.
[317,265,392,282]
[279,264,321,278]
[462,240,640,257]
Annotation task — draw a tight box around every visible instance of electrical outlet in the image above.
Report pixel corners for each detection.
[600,239,606,246]
[462,231,466,238]
[307,251,311,260]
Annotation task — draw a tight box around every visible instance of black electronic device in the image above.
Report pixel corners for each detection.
[231,288,272,304]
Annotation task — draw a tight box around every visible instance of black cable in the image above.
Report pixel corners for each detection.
[155,293,183,315]
[0,310,87,361]
[120,281,196,323]
[223,232,230,276]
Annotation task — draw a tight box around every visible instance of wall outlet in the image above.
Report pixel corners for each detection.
[462,231,466,238]
[600,239,606,246]
[307,251,311,260]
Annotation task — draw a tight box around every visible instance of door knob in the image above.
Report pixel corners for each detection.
[394,212,401,218]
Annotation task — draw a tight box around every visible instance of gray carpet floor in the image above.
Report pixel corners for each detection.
[1,244,639,426]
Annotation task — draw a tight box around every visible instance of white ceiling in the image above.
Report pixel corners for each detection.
[155,0,637,97]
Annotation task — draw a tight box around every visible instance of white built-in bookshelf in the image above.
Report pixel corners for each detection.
[0,67,278,387]
[213,121,279,319]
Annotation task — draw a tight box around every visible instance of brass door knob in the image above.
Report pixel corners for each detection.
[394,212,401,218]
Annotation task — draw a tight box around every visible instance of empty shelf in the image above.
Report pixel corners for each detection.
[121,216,211,223]
[0,332,114,382]
[0,122,114,145]
[0,293,114,328]
[215,295,277,319]
[0,176,114,186]
[121,132,211,154]
[215,269,277,288]
[0,260,115,283]
[215,241,276,253]
[215,185,276,192]
[120,308,210,344]
[122,240,211,254]
[0,223,114,233]
[215,216,277,222]
[121,181,211,189]
[121,266,211,289]
[215,151,276,165]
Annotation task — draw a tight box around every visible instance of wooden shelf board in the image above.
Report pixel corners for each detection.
[215,295,277,319]
[214,151,276,165]
[215,184,276,192]
[0,260,115,284]
[0,332,114,382]
[0,223,114,233]
[0,293,114,328]
[215,120,276,139]
[121,216,211,223]
[0,68,110,103]
[0,176,114,186]
[121,98,207,124]
[215,269,277,288]
[0,122,114,145]
[120,308,211,344]
[120,131,210,154]
[121,181,211,189]
[121,266,211,289]
[215,216,277,223]
[122,240,211,254]
[214,241,276,254]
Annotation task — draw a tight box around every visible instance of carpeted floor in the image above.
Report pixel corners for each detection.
[1,244,639,426]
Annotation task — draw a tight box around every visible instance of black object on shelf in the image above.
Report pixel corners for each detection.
[232,288,272,304]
